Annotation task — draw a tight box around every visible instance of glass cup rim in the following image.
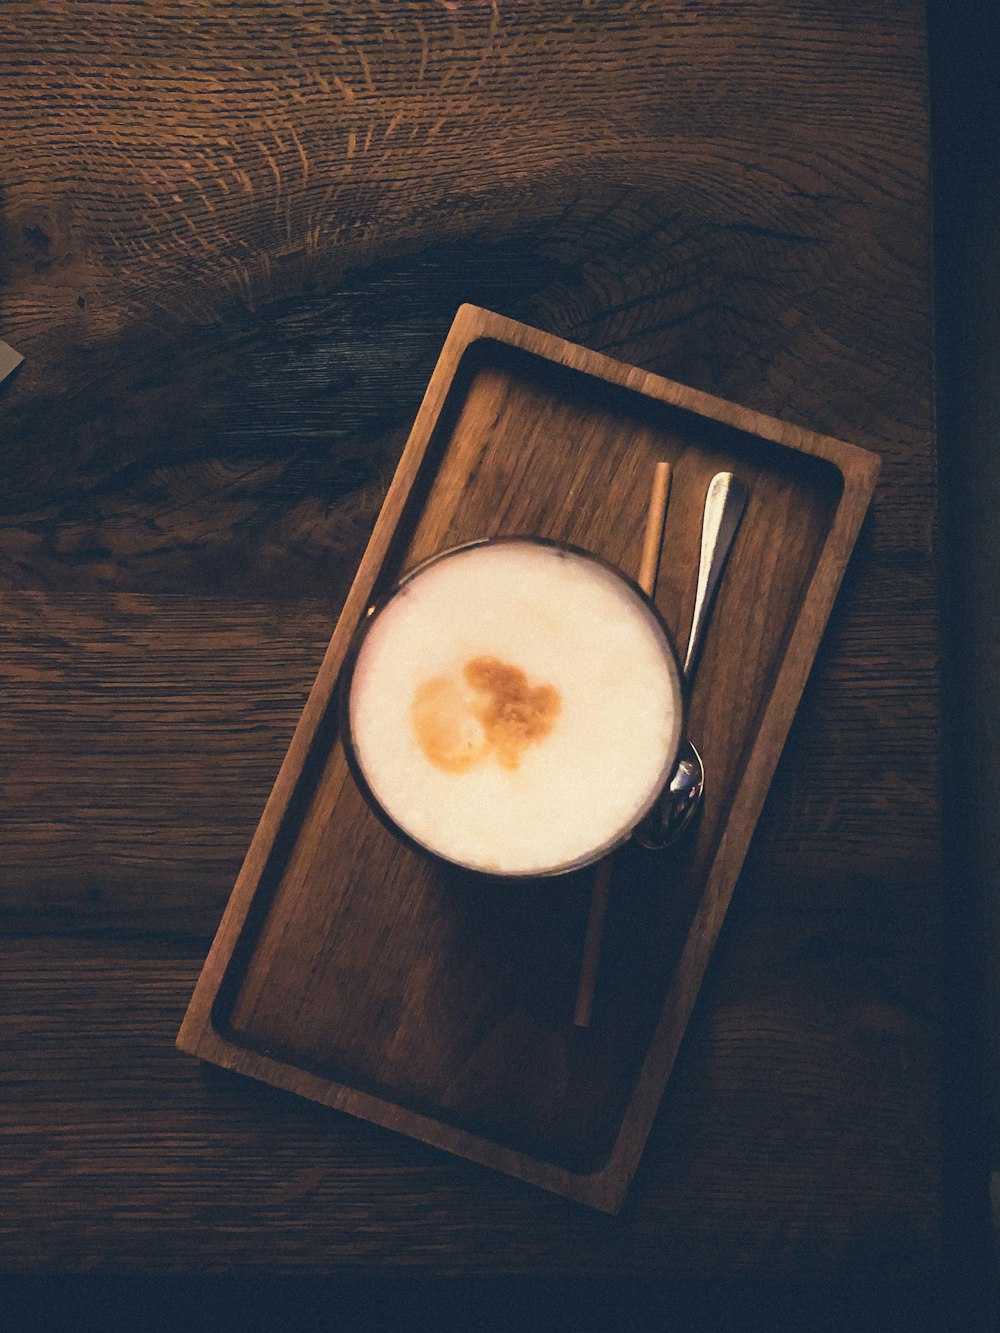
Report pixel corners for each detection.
[338,535,688,879]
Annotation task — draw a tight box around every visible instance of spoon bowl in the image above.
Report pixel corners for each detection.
[634,739,704,849]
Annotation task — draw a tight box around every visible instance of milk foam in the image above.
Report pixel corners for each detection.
[348,541,683,875]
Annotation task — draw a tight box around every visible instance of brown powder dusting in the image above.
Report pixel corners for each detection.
[411,655,561,773]
[464,656,561,769]
[411,675,489,773]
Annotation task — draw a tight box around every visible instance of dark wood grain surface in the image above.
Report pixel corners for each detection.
[0,0,963,1282]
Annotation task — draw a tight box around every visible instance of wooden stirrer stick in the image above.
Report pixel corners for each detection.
[572,460,672,1028]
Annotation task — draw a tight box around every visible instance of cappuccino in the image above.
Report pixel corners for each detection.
[345,540,683,876]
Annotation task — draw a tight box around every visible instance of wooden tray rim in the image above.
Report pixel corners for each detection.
[177,303,882,1213]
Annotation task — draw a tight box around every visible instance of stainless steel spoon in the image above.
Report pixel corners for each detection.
[635,470,748,849]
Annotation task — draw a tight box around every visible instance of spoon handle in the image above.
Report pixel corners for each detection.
[683,472,748,680]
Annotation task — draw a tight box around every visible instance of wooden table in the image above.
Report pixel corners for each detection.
[0,0,980,1295]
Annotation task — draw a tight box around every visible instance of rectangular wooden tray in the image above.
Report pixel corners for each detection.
[177,305,880,1212]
